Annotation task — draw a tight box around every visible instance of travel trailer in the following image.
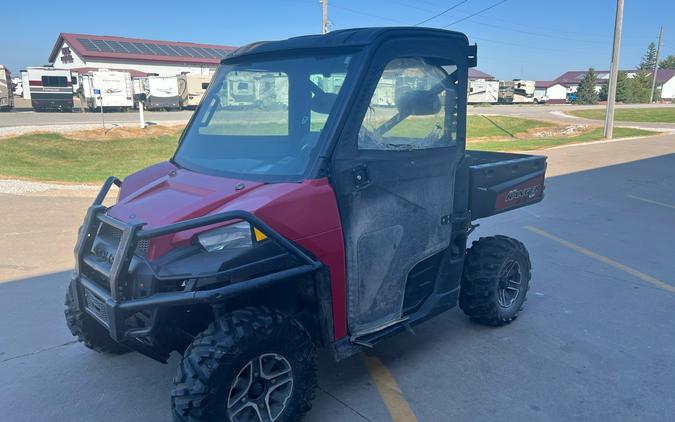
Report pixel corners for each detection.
[12,77,23,97]
[20,70,30,99]
[498,80,515,104]
[134,74,185,110]
[512,80,535,103]
[80,70,134,111]
[0,65,14,111]
[182,73,213,108]
[468,79,499,103]
[25,67,74,111]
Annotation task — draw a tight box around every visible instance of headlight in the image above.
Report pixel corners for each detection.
[197,222,253,252]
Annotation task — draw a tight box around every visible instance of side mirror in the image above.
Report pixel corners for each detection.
[397,90,441,116]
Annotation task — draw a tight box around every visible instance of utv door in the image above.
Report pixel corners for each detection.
[331,36,469,336]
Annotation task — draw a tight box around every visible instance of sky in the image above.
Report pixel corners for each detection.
[1,0,673,80]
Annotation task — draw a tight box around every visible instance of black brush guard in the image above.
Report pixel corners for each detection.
[71,177,322,359]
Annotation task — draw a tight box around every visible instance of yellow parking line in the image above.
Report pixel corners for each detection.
[627,194,675,210]
[525,225,675,294]
[363,352,419,422]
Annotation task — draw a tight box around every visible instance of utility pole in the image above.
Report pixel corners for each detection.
[321,0,328,34]
[649,26,664,103]
[604,0,624,140]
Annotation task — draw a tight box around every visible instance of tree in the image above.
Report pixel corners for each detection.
[627,69,653,103]
[599,71,631,102]
[660,55,675,69]
[639,42,658,71]
[576,68,598,104]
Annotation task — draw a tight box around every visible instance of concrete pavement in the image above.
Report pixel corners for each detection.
[2,134,675,421]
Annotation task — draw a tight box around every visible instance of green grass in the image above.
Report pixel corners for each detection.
[567,107,675,123]
[0,132,179,183]
[469,127,656,152]
[467,115,555,138]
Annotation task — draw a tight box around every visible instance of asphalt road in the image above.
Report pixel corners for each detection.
[2,101,674,135]
[2,134,675,421]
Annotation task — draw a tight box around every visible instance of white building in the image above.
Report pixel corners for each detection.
[48,33,237,77]
[534,81,568,104]
[654,69,675,101]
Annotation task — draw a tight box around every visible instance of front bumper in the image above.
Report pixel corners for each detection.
[72,177,321,358]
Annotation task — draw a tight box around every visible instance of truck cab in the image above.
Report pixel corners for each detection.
[65,28,546,422]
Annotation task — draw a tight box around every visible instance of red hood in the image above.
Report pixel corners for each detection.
[109,162,265,229]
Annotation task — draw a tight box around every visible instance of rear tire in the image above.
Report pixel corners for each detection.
[64,281,129,354]
[459,235,531,326]
[172,307,317,422]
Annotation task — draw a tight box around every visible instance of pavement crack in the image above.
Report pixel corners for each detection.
[318,385,375,422]
[0,340,78,364]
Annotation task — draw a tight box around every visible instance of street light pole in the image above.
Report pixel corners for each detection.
[604,0,624,140]
[649,25,664,103]
[321,0,328,34]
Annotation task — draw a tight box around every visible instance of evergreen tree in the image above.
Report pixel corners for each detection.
[598,72,630,102]
[628,69,653,103]
[639,42,658,71]
[659,55,675,69]
[576,68,598,104]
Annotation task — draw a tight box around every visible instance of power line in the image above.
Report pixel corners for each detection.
[414,0,469,26]
[329,3,407,24]
[441,0,508,28]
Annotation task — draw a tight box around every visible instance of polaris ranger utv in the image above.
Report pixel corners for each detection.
[65,28,546,422]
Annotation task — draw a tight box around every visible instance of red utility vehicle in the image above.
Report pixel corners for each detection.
[65,27,546,422]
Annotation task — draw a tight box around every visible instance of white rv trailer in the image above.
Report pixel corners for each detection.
[80,70,134,110]
[25,67,74,111]
[512,80,536,103]
[21,70,30,99]
[134,74,185,110]
[0,65,14,111]
[498,80,515,104]
[468,79,499,104]
[182,73,213,108]
[12,77,23,97]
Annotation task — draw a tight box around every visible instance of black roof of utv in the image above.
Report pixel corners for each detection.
[224,27,471,61]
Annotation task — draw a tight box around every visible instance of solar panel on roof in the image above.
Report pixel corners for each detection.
[77,38,100,52]
[119,41,142,54]
[92,39,114,53]
[163,45,183,56]
[171,45,191,57]
[146,44,166,55]
[133,43,154,55]
[105,40,125,53]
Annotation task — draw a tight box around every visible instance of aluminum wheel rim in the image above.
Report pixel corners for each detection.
[497,260,522,308]
[227,353,294,422]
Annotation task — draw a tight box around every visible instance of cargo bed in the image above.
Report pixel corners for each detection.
[467,150,547,220]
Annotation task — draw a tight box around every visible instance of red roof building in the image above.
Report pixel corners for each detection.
[49,33,237,76]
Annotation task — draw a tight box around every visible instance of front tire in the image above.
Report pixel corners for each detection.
[459,236,531,326]
[64,281,128,354]
[172,307,318,422]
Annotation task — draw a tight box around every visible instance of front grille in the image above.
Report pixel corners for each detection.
[97,221,149,256]
[84,288,109,324]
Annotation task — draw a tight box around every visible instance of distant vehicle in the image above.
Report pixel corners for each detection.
[80,70,134,111]
[134,74,185,110]
[567,92,577,103]
[512,80,535,103]
[181,73,213,109]
[25,67,74,112]
[0,65,14,111]
[534,94,549,104]
[498,80,514,104]
[468,79,499,103]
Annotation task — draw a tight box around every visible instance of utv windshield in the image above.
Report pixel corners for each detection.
[174,52,358,181]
